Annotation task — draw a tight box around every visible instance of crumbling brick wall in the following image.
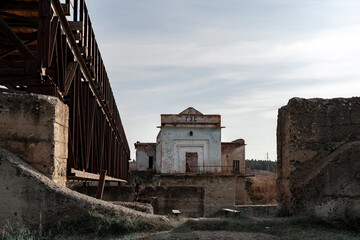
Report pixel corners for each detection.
[277,97,360,222]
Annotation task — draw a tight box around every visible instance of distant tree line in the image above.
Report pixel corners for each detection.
[246,159,276,173]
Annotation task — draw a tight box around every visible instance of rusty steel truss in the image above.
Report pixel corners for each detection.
[0,0,130,181]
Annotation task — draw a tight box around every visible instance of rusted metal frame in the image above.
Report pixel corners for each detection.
[87,19,92,61]
[99,114,106,172]
[96,44,100,84]
[0,2,39,12]
[48,16,59,67]
[85,86,96,170]
[52,0,129,156]
[51,0,129,178]
[38,0,51,70]
[64,61,78,95]
[82,81,89,169]
[90,32,95,74]
[54,32,65,91]
[0,38,37,60]
[113,139,117,177]
[73,0,78,21]
[89,105,98,173]
[82,5,87,57]
[75,75,85,170]
[0,16,36,73]
[79,81,89,170]
[0,11,35,23]
[108,127,113,175]
[69,70,78,169]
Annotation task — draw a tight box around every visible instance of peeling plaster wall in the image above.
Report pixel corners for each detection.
[135,144,156,171]
[157,128,221,173]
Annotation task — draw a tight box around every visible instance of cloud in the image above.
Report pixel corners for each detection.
[84,0,360,160]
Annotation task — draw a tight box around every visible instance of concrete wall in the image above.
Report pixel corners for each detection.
[0,147,161,229]
[277,97,360,223]
[157,174,235,216]
[0,92,68,186]
[139,186,204,217]
[156,128,221,173]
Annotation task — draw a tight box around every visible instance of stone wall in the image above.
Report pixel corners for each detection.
[157,174,235,216]
[277,97,360,222]
[0,92,68,186]
[138,186,204,217]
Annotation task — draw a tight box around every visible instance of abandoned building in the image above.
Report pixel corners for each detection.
[135,107,246,175]
[132,107,247,217]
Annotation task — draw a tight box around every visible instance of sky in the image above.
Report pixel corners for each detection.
[84,0,360,161]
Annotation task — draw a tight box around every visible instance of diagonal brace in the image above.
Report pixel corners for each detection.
[0,16,35,61]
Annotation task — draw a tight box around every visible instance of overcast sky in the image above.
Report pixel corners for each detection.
[85,0,360,161]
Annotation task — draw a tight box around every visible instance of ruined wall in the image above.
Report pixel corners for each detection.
[157,128,222,173]
[0,92,68,186]
[277,97,360,222]
[0,147,161,229]
[139,186,204,217]
[157,174,235,216]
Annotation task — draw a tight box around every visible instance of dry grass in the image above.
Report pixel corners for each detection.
[246,170,277,205]
[2,213,182,240]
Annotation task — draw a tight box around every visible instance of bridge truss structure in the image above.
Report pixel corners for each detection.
[0,0,130,181]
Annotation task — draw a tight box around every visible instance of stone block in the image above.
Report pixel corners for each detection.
[0,92,69,186]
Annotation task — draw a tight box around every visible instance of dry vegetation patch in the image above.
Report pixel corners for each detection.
[246,170,277,205]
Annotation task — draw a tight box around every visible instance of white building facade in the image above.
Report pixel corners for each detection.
[134,107,245,175]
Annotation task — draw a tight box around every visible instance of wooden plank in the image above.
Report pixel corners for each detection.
[96,170,106,200]
[0,2,39,12]
[68,168,126,182]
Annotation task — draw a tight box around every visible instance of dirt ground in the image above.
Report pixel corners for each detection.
[140,230,277,240]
